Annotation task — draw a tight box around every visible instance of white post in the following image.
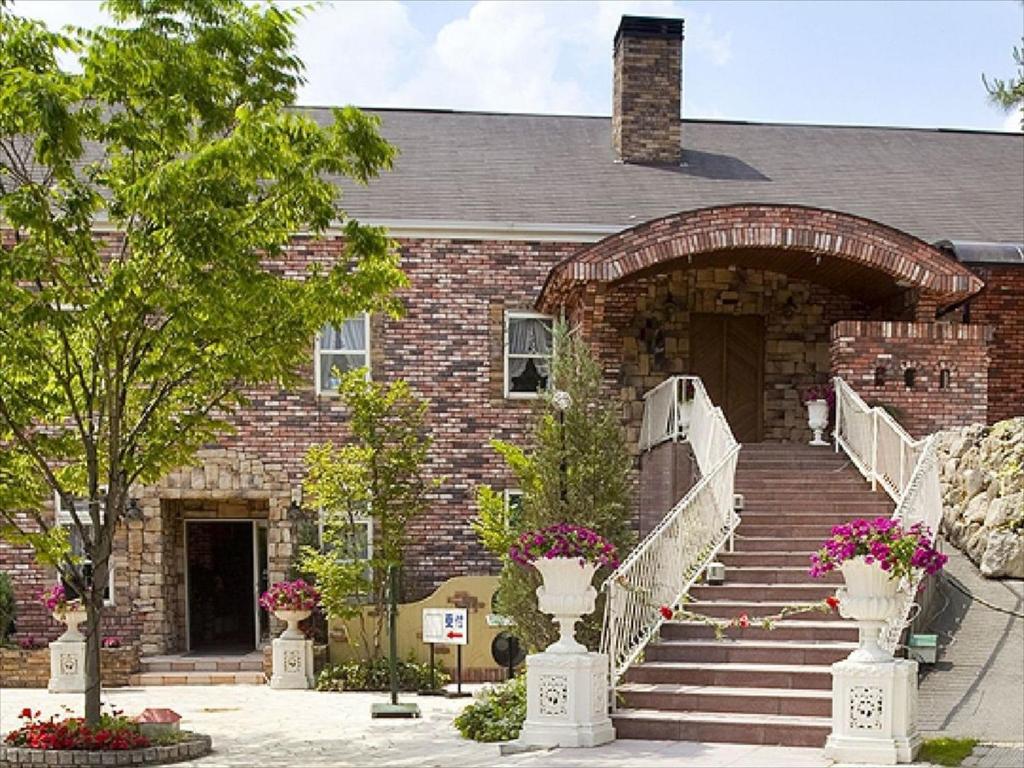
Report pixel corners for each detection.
[833,377,842,452]
[870,409,879,491]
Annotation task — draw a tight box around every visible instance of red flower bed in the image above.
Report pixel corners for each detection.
[5,710,150,751]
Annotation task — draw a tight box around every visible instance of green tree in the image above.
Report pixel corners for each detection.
[0,0,405,725]
[984,35,1024,130]
[300,369,437,662]
[473,323,635,652]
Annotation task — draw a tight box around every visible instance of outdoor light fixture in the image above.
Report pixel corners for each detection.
[125,498,143,521]
[552,390,572,412]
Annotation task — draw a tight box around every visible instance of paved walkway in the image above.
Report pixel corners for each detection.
[0,685,838,767]
[918,547,1024,744]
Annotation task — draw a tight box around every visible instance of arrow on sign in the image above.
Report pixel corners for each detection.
[447,631,463,639]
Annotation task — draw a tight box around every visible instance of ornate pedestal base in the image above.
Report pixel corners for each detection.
[270,636,314,689]
[824,658,920,765]
[518,651,615,748]
[48,640,87,693]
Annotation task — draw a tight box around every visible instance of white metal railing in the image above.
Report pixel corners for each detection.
[602,377,740,696]
[833,377,943,653]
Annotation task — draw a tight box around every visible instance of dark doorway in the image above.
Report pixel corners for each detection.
[186,521,254,652]
[690,313,765,443]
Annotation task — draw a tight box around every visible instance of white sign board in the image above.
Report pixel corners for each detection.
[422,607,468,645]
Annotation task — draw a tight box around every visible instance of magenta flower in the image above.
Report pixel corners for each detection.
[808,517,946,582]
[509,523,619,570]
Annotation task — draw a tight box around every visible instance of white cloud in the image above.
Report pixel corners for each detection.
[1001,105,1023,133]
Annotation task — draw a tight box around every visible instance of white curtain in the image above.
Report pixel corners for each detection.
[321,316,366,352]
[508,317,552,379]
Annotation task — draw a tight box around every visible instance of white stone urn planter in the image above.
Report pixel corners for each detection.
[836,556,902,663]
[533,557,598,654]
[49,605,88,693]
[274,609,311,640]
[825,556,919,764]
[806,398,830,446]
[270,609,314,690]
[54,606,88,642]
[519,556,615,748]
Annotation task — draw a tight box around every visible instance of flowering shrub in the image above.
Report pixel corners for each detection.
[809,518,947,582]
[802,381,835,408]
[5,709,149,751]
[258,579,319,612]
[41,584,79,614]
[508,524,619,569]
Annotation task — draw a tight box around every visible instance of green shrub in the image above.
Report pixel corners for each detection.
[454,675,526,742]
[316,655,449,692]
[0,572,14,643]
[918,738,979,767]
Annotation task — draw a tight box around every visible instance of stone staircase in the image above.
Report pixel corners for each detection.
[129,651,267,685]
[613,443,893,746]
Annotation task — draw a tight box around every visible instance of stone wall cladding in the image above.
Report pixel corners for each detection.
[0,735,211,767]
[964,265,1024,423]
[0,646,139,688]
[830,320,991,436]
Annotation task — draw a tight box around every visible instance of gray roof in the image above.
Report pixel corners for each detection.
[308,107,1024,244]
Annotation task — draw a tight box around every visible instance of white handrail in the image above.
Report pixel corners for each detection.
[601,376,740,699]
[832,377,943,653]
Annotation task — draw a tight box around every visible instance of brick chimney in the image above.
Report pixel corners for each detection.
[612,15,684,165]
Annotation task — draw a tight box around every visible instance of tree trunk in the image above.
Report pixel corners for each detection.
[84,589,102,726]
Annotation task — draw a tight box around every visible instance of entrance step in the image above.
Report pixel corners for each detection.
[731,536,823,552]
[689,582,837,602]
[723,566,841,584]
[617,682,832,717]
[662,619,858,643]
[645,638,856,666]
[624,661,833,690]
[612,708,830,747]
[136,652,267,685]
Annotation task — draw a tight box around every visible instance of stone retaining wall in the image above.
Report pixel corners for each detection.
[0,735,211,767]
[0,646,140,688]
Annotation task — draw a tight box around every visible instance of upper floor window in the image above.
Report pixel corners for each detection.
[316,314,370,395]
[505,312,553,398]
[504,489,523,531]
[54,492,114,605]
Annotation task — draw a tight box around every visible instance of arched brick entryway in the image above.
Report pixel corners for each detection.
[538,204,983,314]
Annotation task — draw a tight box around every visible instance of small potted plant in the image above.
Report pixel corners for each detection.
[802,381,835,446]
[509,523,618,653]
[43,584,86,641]
[809,517,946,661]
[259,579,320,639]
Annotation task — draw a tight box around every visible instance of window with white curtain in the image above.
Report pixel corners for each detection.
[505,312,553,398]
[316,313,370,394]
[53,492,114,605]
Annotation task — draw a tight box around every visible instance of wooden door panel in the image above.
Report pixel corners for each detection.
[690,313,764,443]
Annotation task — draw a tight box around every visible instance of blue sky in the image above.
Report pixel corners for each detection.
[12,0,1024,131]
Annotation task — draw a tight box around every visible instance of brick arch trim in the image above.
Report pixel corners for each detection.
[537,204,983,312]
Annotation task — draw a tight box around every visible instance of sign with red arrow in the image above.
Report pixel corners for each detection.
[422,607,468,645]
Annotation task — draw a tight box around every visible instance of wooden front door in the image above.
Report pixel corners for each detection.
[689,314,764,443]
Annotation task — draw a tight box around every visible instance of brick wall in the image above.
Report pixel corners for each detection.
[0,646,139,688]
[964,265,1024,422]
[829,321,991,436]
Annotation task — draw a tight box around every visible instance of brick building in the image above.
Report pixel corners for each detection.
[3,16,1021,659]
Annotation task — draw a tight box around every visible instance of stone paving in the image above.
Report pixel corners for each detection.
[918,547,1024,744]
[0,684,829,767]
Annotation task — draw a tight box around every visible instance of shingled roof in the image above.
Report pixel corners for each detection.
[309,107,1024,244]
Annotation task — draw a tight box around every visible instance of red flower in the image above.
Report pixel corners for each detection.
[19,708,32,719]
[736,612,750,628]
[659,605,674,620]
[826,595,840,611]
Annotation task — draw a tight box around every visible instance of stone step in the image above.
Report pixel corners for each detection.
[646,638,855,666]
[612,708,830,746]
[736,459,850,469]
[683,600,845,621]
[734,491,889,502]
[617,682,832,717]
[731,536,823,552]
[689,582,836,602]
[737,523,841,538]
[624,661,833,690]
[129,671,266,686]
[662,619,858,643]
[141,658,264,673]
[718,551,816,567]
[719,566,840,584]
